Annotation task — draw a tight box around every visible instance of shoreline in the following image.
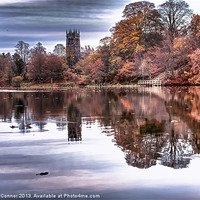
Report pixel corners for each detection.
[0,83,199,91]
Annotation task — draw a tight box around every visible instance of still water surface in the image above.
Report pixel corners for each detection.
[0,87,200,199]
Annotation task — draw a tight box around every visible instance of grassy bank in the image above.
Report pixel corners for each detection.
[0,82,141,90]
[2,82,197,91]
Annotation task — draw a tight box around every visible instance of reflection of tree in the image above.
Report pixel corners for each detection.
[161,129,192,169]
[115,117,193,169]
[0,88,199,169]
[114,111,136,135]
[166,87,200,154]
[0,92,33,132]
[12,93,33,132]
[12,93,28,121]
[28,92,65,120]
[0,93,12,121]
[35,121,46,131]
[67,103,82,142]
[119,135,159,169]
[56,117,67,131]
[115,117,166,168]
[72,88,196,169]
[140,118,165,134]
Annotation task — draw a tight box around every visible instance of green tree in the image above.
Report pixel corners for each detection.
[66,51,78,70]
[13,53,25,76]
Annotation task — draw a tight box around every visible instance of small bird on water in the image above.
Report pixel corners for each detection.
[10,125,18,129]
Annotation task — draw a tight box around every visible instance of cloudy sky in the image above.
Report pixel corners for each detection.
[0,0,200,54]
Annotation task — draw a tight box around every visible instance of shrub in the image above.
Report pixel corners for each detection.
[12,76,23,87]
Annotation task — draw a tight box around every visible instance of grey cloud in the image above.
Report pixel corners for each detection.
[0,0,123,20]
[0,0,128,52]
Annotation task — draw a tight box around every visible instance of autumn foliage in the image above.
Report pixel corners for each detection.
[2,0,200,86]
[0,54,15,86]
[28,53,64,83]
[73,0,197,85]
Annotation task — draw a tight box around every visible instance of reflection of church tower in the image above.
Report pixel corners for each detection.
[66,29,80,60]
[67,103,82,142]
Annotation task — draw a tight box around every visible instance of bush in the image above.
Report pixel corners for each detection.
[12,76,23,87]
[165,74,191,86]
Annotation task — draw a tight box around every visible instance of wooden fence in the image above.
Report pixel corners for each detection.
[138,80,162,86]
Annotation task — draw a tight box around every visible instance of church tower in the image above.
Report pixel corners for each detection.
[66,29,80,60]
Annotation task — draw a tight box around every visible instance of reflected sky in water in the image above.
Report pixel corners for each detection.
[0,87,200,199]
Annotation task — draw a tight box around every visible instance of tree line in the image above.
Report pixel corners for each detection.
[0,41,94,86]
[1,0,200,86]
[75,0,200,85]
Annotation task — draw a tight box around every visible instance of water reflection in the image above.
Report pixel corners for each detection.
[0,87,200,169]
[67,102,82,142]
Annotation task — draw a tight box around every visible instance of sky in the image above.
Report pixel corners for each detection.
[0,0,200,54]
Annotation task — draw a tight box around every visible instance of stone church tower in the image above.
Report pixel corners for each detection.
[66,29,80,60]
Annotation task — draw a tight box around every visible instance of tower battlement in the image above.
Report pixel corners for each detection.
[66,29,80,60]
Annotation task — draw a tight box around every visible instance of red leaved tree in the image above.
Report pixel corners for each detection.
[90,58,105,84]
[28,53,64,83]
[188,48,200,84]
[28,53,46,83]
[44,55,64,83]
[0,54,16,86]
[116,61,136,83]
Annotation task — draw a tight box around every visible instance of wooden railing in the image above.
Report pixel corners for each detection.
[138,65,190,86]
[152,66,189,81]
[138,80,162,86]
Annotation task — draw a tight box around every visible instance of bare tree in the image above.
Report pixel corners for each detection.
[80,45,94,58]
[158,0,193,39]
[15,41,30,63]
[53,44,66,57]
[31,42,46,56]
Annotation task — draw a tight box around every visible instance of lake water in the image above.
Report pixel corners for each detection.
[0,87,200,200]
